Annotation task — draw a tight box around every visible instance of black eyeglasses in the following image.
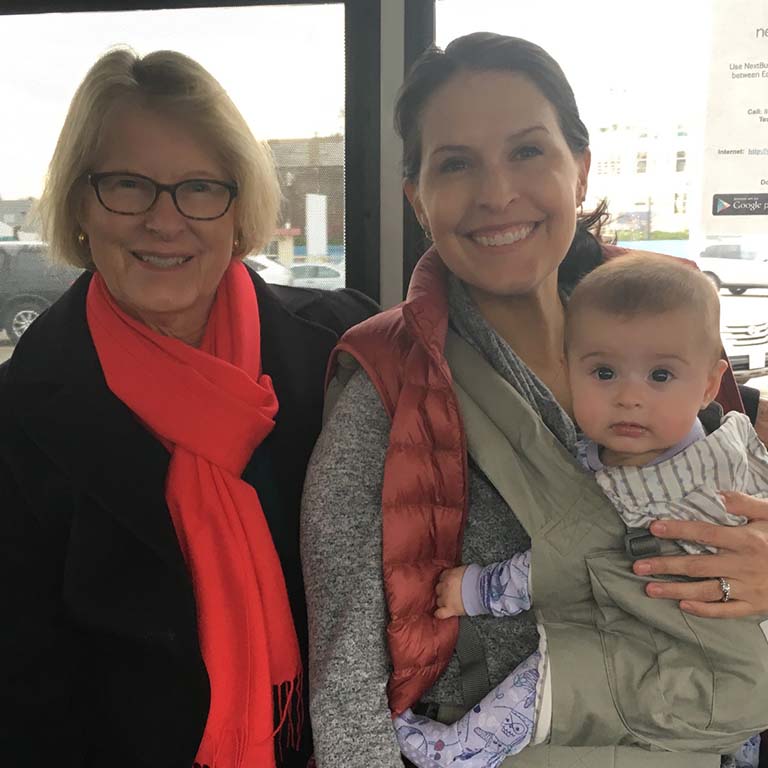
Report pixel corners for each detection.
[88,172,238,221]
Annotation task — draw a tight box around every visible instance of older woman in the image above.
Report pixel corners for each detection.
[0,49,375,767]
[302,33,768,768]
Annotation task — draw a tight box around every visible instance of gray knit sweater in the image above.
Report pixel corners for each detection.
[301,279,568,768]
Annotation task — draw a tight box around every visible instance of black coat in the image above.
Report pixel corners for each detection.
[0,267,377,768]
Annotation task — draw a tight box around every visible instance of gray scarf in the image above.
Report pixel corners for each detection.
[447,274,577,455]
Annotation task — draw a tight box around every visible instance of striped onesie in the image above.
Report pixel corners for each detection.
[585,411,768,554]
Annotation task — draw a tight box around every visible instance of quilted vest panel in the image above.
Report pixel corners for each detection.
[328,255,467,714]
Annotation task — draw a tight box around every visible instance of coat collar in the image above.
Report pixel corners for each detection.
[402,247,450,363]
[5,266,338,577]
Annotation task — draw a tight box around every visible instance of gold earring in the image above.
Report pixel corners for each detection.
[420,222,432,241]
[577,203,584,217]
[233,237,241,254]
[77,232,87,245]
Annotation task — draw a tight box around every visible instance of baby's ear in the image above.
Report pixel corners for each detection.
[701,358,729,407]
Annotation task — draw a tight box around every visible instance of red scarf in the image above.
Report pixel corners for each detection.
[86,260,302,768]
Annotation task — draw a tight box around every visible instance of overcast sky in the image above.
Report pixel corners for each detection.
[1,0,712,199]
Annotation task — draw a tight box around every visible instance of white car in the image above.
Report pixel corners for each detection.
[244,254,293,286]
[720,298,768,384]
[289,262,345,290]
[694,239,768,295]
[719,296,768,383]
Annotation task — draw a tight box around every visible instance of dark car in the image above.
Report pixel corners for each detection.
[0,241,83,344]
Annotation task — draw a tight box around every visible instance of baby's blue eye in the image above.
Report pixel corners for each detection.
[595,367,614,381]
[651,369,673,383]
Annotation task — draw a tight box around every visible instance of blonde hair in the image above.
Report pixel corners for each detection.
[566,253,723,362]
[38,47,280,268]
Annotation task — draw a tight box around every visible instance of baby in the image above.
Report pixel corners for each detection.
[395,254,768,768]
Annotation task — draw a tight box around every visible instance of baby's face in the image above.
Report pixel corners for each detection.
[567,308,727,465]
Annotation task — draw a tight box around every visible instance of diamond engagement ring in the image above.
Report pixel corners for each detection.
[718,577,732,603]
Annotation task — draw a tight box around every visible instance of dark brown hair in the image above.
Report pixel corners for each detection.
[394,32,609,281]
[565,254,723,361]
[394,32,589,182]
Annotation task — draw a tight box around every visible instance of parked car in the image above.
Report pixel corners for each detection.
[695,239,768,295]
[719,297,768,383]
[0,241,82,344]
[289,262,345,290]
[244,254,293,286]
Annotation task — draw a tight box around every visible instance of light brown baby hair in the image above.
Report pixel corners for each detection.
[565,253,723,363]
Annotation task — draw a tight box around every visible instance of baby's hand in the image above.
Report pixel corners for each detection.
[435,565,468,619]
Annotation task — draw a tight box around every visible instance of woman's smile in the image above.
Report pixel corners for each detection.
[131,249,195,269]
[465,221,538,248]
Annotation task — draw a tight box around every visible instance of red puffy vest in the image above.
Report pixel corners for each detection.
[326,246,744,716]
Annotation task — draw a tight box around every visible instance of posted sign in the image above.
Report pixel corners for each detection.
[701,0,768,236]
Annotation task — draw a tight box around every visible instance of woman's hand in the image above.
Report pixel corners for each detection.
[632,491,768,617]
